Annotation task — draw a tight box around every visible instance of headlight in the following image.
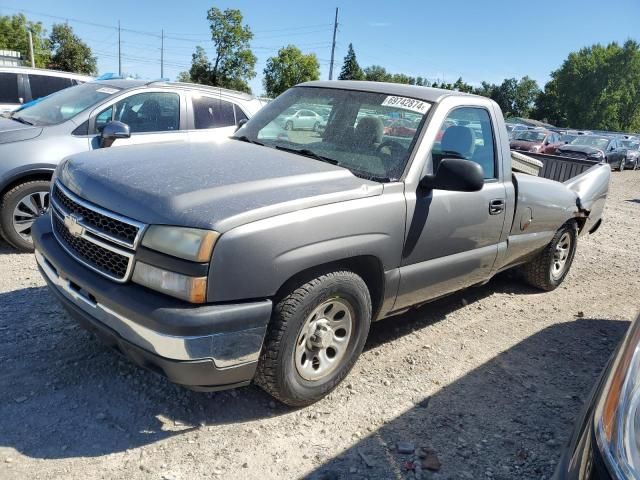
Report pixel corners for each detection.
[141,225,219,262]
[595,318,640,478]
[132,261,207,303]
[588,150,605,159]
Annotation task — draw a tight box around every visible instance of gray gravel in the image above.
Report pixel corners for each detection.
[1,172,639,480]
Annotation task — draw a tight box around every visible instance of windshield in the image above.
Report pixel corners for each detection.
[569,136,610,150]
[560,134,576,143]
[513,131,546,142]
[234,86,431,181]
[11,83,121,126]
[620,140,640,150]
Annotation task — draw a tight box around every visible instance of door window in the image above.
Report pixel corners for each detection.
[234,105,248,123]
[0,73,19,103]
[192,96,237,129]
[432,107,496,179]
[112,92,180,133]
[28,75,73,99]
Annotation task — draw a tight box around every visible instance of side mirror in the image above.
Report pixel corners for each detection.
[100,121,130,148]
[235,118,248,132]
[420,158,484,192]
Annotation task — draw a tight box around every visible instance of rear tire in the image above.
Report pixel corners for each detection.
[619,160,625,172]
[0,180,51,252]
[521,221,578,291]
[255,271,372,407]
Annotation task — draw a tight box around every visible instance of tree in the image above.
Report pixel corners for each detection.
[543,40,640,130]
[338,43,364,80]
[176,71,192,83]
[363,65,392,82]
[263,45,320,98]
[0,14,49,67]
[184,8,256,92]
[48,23,97,74]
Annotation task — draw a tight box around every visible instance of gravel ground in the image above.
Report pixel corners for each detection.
[1,172,639,480]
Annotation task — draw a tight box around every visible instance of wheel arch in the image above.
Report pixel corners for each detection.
[0,166,55,200]
[273,255,386,320]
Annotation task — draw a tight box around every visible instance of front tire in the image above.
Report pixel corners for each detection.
[255,271,372,407]
[521,221,578,291]
[619,160,625,172]
[0,180,51,252]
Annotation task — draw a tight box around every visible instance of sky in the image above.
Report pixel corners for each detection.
[1,0,639,95]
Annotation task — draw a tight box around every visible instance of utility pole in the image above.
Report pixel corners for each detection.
[118,21,121,76]
[160,29,164,79]
[27,30,35,68]
[328,7,338,80]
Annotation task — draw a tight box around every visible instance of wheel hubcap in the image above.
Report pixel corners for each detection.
[552,232,572,279]
[294,298,354,382]
[12,191,50,242]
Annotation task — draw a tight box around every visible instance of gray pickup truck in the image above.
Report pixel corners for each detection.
[32,81,610,406]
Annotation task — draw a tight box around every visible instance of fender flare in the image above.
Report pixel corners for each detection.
[0,164,56,195]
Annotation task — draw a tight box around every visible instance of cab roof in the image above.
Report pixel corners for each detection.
[299,80,477,103]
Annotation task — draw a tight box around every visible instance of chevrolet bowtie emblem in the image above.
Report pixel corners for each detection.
[63,213,85,238]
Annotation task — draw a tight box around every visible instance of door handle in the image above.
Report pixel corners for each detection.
[489,199,505,215]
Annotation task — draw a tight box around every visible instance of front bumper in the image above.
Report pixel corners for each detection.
[32,215,273,391]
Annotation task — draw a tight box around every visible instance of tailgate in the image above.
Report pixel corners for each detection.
[563,163,611,234]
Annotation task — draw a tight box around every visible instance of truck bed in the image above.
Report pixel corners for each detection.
[523,152,602,183]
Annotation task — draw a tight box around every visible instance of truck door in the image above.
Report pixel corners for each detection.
[394,106,507,310]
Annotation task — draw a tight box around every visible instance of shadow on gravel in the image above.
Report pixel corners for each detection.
[307,317,629,480]
[0,274,623,468]
[0,286,279,460]
[366,272,540,352]
[625,199,640,204]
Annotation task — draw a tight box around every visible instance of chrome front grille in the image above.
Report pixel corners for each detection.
[50,180,145,282]
[52,182,142,248]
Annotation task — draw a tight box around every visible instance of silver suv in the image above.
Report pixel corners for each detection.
[0,79,265,251]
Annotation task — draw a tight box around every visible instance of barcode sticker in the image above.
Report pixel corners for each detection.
[381,96,431,114]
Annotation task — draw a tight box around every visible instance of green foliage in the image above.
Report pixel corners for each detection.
[263,45,320,98]
[185,8,256,93]
[176,71,192,83]
[48,23,97,75]
[472,77,540,118]
[544,40,640,130]
[0,14,50,67]
[338,43,364,80]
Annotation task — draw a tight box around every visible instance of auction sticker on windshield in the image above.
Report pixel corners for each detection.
[381,96,431,114]
[95,87,120,95]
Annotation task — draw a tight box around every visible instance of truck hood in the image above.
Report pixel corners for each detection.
[0,117,43,144]
[58,139,383,232]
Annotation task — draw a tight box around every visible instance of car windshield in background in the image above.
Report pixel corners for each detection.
[620,140,640,150]
[234,86,431,181]
[569,136,610,150]
[560,134,577,143]
[11,83,121,127]
[514,131,546,142]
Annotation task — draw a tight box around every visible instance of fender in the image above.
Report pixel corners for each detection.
[207,191,407,303]
[0,163,56,195]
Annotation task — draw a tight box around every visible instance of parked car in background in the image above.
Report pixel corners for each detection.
[556,135,626,171]
[505,122,529,138]
[0,67,93,114]
[510,129,562,153]
[383,118,418,137]
[619,139,640,170]
[32,80,610,406]
[543,134,579,155]
[283,109,325,131]
[0,79,264,251]
[554,314,640,480]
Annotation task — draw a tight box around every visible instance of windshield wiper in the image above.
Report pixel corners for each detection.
[232,135,264,147]
[10,115,34,126]
[274,145,339,165]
